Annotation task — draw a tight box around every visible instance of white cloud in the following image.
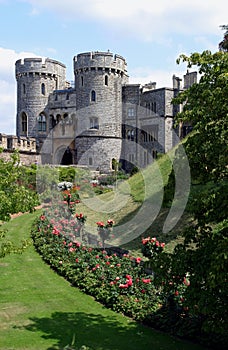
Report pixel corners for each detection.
[23,0,228,40]
[0,79,16,134]
[129,67,187,89]
[0,47,42,134]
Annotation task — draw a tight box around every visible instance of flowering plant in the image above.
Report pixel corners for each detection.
[141,237,165,259]
[96,220,114,247]
[75,213,87,224]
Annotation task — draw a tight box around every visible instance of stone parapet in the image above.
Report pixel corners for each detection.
[0,133,36,153]
[74,51,128,75]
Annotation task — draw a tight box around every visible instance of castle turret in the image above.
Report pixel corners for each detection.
[15,58,66,145]
[183,70,197,89]
[73,51,129,170]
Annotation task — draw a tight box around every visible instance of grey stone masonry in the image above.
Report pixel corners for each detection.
[16,58,67,140]
[14,51,197,172]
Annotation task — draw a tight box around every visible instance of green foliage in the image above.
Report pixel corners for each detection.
[59,166,77,182]
[130,166,139,176]
[161,49,228,343]
[31,208,162,323]
[0,225,30,258]
[36,164,59,196]
[174,50,228,183]
[162,164,175,207]
[32,208,212,348]
[0,150,39,221]
[3,212,197,350]
[219,24,228,52]
[59,166,91,185]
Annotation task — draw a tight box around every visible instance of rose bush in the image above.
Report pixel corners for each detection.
[31,206,161,322]
[31,199,223,348]
[96,219,115,248]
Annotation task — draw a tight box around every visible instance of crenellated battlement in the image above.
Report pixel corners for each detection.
[11,50,196,171]
[0,133,36,153]
[15,57,66,80]
[74,51,128,75]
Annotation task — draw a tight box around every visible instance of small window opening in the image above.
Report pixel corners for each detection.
[41,83,45,95]
[91,90,96,102]
[21,112,27,133]
[38,113,46,132]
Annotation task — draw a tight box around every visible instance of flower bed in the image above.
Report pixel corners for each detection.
[31,205,161,321]
[31,199,220,349]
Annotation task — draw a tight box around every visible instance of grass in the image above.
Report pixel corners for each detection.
[0,211,208,350]
[74,147,191,256]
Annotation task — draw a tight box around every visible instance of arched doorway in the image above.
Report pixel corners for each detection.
[61,147,73,165]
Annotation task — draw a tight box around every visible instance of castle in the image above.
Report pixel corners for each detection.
[3,51,196,171]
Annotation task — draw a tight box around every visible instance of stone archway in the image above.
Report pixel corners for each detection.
[61,147,73,165]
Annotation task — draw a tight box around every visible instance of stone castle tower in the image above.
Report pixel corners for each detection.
[73,51,128,170]
[15,51,197,172]
[15,58,66,144]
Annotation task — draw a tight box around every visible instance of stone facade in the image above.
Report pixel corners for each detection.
[0,133,40,165]
[15,51,197,172]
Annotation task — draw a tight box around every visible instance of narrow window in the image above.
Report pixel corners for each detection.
[152,150,157,159]
[38,114,46,132]
[151,125,158,141]
[66,93,69,100]
[91,90,96,102]
[90,117,99,129]
[128,108,135,117]
[154,102,156,113]
[129,154,134,162]
[148,133,153,142]
[126,129,135,141]
[81,76,84,87]
[21,112,27,133]
[142,131,148,142]
[41,83,45,95]
[144,151,147,165]
[23,83,26,94]
[105,75,108,86]
[50,115,56,129]
[89,157,93,166]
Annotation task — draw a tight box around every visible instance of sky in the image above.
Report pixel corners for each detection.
[0,0,227,135]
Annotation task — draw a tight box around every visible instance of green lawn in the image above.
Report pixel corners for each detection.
[0,212,208,350]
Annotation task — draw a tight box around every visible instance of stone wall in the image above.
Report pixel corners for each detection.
[14,51,194,172]
[0,150,40,166]
[16,57,67,138]
[0,133,39,166]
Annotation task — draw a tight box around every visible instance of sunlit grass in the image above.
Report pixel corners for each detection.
[0,212,206,350]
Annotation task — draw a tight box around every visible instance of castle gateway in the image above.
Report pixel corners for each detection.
[15,51,196,172]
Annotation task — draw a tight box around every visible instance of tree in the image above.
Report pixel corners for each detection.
[162,48,228,341]
[0,150,39,257]
[0,150,39,221]
[174,50,228,184]
[219,25,228,52]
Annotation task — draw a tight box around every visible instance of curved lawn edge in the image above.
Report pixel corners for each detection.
[27,211,208,350]
[0,211,208,350]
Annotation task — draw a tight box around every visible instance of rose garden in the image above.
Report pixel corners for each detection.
[0,46,227,350]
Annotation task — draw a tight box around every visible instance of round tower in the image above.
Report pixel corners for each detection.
[73,51,129,170]
[15,57,66,144]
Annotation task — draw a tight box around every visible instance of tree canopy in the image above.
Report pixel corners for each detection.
[219,25,228,52]
[154,43,228,342]
[0,151,39,257]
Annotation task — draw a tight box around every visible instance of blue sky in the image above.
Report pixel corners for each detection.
[0,0,227,134]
